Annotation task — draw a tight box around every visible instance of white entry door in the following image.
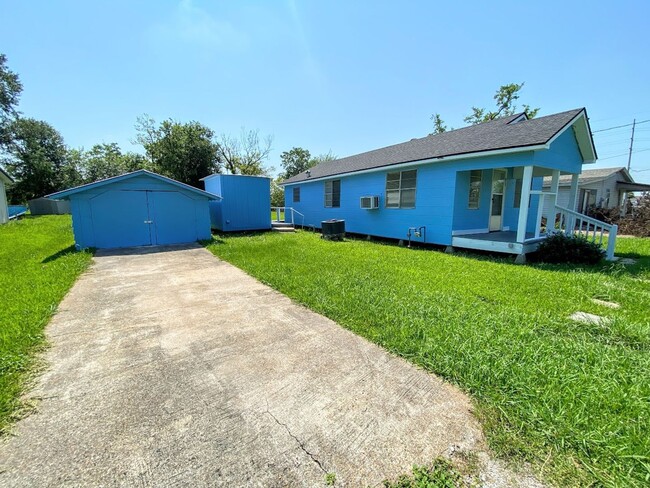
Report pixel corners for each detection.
[489,169,507,231]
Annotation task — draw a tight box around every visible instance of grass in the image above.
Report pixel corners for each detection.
[382,459,467,488]
[0,216,91,432]
[206,232,650,487]
[271,210,285,221]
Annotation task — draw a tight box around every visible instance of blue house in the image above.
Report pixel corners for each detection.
[281,108,618,261]
[48,170,220,249]
[202,174,271,231]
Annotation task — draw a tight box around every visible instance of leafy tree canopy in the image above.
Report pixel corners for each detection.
[431,82,540,134]
[3,118,67,202]
[280,147,313,179]
[0,53,23,150]
[310,151,337,166]
[135,115,220,188]
[279,147,337,180]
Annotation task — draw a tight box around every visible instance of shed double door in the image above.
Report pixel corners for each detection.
[90,190,197,248]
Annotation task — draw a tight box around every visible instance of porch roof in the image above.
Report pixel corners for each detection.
[283,108,594,185]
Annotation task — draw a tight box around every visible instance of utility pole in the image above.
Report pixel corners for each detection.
[622,119,636,215]
[627,119,636,171]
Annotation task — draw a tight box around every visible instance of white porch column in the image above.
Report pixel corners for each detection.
[567,172,580,233]
[516,165,534,243]
[568,173,579,211]
[548,170,560,234]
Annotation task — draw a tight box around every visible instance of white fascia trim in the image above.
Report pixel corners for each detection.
[544,110,597,163]
[280,144,546,186]
[452,228,490,236]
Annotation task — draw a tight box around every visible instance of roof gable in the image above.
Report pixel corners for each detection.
[282,108,593,185]
[47,170,221,200]
[0,166,13,184]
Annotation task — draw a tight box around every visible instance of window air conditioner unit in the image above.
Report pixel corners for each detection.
[360,196,380,209]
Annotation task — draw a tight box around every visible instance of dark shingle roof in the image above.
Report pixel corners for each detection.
[543,167,630,187]
[282,108,585,184]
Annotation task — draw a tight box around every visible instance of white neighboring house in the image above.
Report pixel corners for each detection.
[543,167,650,215]
[0,167,13,224]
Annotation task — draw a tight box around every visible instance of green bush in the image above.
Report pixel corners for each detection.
[531,233,605,265]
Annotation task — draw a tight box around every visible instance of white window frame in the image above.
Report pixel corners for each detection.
[324,180,340,208]
[468,170,482,209]
[385,169,417,209]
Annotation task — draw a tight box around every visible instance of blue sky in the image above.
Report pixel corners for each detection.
[2,0,649,182]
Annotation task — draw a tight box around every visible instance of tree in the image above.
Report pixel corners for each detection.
[430,114,447,134]
[310,151,337,166]
[61,148,84,188]
[83,143,129,182]
[279,147,312,179]
[135,115,220,187]
[0,54,22,150]
[216,128,273,176]
[431,82,540,133]
[3,118,67,202]
[270,178,284,208]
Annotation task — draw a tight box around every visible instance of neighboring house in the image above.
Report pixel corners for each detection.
[48,170,220,249]
[542,167,650,214]
[0,167,13,224]
[281,108,618,261]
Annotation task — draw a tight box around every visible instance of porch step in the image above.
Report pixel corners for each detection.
[271,222,295,232]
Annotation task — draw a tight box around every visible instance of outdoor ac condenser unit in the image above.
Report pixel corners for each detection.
[360,196,380,209]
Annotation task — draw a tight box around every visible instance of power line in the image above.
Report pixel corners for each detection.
[592,119,650,133]
[598,148,650,161]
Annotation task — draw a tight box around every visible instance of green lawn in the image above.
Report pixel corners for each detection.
[0,216,91,432]
[206,232,650,487]
[271,210,285,221]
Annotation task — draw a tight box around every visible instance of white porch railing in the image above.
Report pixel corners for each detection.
[271,206,305,227]
[552,205,618,260]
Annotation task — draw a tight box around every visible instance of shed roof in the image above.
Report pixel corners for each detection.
[47,170,221,200]
[282,108,595,185]
[0,166,13,184]
[542,167,633,187]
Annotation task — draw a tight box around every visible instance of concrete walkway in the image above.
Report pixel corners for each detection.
[0,245,540,487]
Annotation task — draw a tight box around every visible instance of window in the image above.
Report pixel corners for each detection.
[468,170,482,209]
[293,186,300,203]
[324,180,340,207]
[513,178,522,208]
[385,170,417,208]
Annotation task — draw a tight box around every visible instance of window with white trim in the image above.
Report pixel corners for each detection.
[385,170,417,208]
[468,170,482,209]
[324,180,340,207]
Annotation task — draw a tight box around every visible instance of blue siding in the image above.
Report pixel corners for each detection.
[285,137,584,245]
[203,174,271,231]
[533,129,584,173]
[67,174,212,249]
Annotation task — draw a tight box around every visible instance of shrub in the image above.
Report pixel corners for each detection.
[531,233,605,265]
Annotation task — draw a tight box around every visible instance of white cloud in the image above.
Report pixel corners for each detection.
[148,0,248,51]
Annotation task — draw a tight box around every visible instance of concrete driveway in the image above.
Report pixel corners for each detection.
[0,244,539,487]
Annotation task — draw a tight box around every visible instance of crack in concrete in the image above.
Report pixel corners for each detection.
[264,406,327,474]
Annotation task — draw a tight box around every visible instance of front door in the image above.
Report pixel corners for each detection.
[489,169,506,231]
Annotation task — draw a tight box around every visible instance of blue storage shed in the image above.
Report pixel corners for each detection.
[48,170,220,249]
[202,174,271,231]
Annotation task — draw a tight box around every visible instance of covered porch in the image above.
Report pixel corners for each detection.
[450,165,618,261]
